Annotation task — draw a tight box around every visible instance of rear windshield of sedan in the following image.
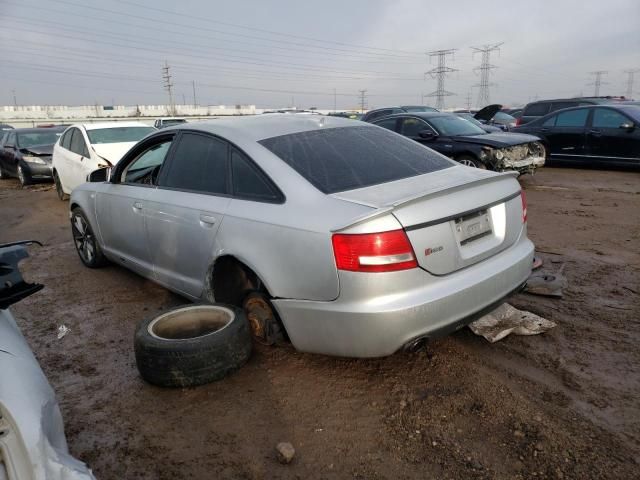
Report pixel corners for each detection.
[17,131,62,147]
[259,125,453,194]
[87,127,156,144]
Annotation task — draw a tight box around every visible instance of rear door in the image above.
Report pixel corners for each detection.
[145,131,231,297]
[586,107,640,166]
[65,128,91,190]
[544,108,589,161]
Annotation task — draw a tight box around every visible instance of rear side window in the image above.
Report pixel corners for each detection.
[374,117,398,131]
[259,126,452,194]
[60,129,73,149]
[69,129,89,157]
[231,149,281,202]
[550,101,577,112]
[524,103,550,116]
[366,110,391,121]
[162,133,228,195]
[555,109,589,128]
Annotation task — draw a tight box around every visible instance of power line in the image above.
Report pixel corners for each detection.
[359,90,368,113]
[471,42,503,107]
[623,69,639,98]
[588,70,608,96]
[162,62,176,115]
[424,49,458,110]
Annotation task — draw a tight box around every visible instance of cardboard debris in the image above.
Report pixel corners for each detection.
[469,303,556,343]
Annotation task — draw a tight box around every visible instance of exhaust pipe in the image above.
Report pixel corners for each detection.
[403,336,429,353]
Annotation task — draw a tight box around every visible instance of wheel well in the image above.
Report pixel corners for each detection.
[455,152,478,160]
[70,202,80,211]
[207,255,266,307]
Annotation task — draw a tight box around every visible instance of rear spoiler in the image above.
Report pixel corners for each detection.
[331,171,519,233]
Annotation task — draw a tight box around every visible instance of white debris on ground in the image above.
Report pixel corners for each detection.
[469,303,556,343]
[57,325,70,339]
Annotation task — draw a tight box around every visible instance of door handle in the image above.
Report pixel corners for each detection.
[133,201,143,210]
[540,128,549,133]
[588,129,602,137]
[199,214,217,226]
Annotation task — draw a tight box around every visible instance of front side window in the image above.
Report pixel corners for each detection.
[367,110,390,121]
[543,115,557,127]
[592,108,629,128]
[555,109,589,128]
[231,149,280,201]
[69,129,89,157]
[87,127,155,144]
[6,132,16,147]
[162,133,228,195]
[259,126,452,194]
[123,140,172,185]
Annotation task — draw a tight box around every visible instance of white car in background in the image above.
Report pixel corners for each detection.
[52,122,155,200]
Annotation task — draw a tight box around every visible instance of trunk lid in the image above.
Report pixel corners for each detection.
[331,166,523,275]
[474,103,503,122]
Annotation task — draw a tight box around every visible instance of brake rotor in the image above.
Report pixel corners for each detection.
[243,292,279,345]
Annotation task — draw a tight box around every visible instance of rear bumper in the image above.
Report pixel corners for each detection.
[273,235,534,358]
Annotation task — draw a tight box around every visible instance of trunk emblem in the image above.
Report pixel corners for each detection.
[425,246,444,256]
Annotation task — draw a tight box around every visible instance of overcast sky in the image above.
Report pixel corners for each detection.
[1,0,639,109]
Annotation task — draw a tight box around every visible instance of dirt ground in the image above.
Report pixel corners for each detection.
[1,167,639,480]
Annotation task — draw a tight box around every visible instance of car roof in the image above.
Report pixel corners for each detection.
[165,114,366,142]
[75,122,153,131]
[13,126,66,133]
[370,112,450,120]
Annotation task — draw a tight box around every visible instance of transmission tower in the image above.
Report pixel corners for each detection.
[471,42,503,107]
[424,49,457,110]
[588,71,608,96]
[465,91,473,111]
[162,61,176,115]
[358,89,368,113]
[623,69,639,98]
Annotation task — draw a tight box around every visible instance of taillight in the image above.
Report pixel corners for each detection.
[515,117,522,126]
[332,229,418,272]
[520,190,527,223]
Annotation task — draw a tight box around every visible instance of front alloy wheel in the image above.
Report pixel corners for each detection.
[71,208,107,268]
[17,164,30,186]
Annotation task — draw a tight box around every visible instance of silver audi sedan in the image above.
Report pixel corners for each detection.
[70,115,534,357]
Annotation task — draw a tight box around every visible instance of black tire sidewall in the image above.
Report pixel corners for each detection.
[134,304,253,388]
[55,172,68,200]
[70,207,107,268]
[17,163,31,186]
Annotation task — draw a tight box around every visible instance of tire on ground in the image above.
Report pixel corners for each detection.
[134,303,253,388]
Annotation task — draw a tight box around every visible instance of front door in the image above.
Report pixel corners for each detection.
[145,132,231,297]
[95,138,174,277]
[586,107,640,166]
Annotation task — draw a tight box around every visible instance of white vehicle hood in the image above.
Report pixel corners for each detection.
[91,142,138,165]
[0,309,95,480]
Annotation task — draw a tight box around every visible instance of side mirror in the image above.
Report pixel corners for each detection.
[87,167,111,183]
[5,143,15,150]
[418,130,436,140]
[619,122,635,130]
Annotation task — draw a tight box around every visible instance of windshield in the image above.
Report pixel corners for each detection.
[162,119,186,126]
[260,126,452,194]
[17,130,62,147]
[87,127,155,144]
[429,115,487,136]
[456,113,484,127]
[403,106,437,113]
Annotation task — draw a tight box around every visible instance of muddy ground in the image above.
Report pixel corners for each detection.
[1,167,639,479]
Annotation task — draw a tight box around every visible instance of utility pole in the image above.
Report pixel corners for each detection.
[588,70,608,96]
[192,80,198,107]
[12,90,17,107]
[471,42,503,107]
[162,61,175,115]
[623,69,639,98]
[424,49,457,110]
[358,89,367,113]
[333,88,337,112]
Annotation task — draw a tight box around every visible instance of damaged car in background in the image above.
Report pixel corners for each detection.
[371,112,545,174]
[0,241,95,480]
[70,115,533,358]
